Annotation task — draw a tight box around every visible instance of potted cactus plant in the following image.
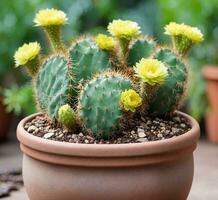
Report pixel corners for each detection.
[16,9,203,200]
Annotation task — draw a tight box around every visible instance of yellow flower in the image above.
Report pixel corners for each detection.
[14,42,41,67]
[134,58,168,86]
[95,34,115,50]
[120,89,142,112]
[164,22,203,43]
[34,8,68,27]
[107,19,141,40]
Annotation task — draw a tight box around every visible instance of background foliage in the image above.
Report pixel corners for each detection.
[0,0,217,119]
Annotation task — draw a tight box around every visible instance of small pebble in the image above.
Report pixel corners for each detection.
[137,128,144,133]
[160,122,165,126]
[157,133,163,138]
[137,138,148,143]
[146,120,151,125]
[180,123,186,128]
[84,139,89,144]
[71,134,77,139]
[57,133,64,138]
[172,127,179,133]
[141,117,146,122]
[174,117,181,123]
[138,131,146,138]
[43,132,54,139]
[79,133,83,137]
[27,125,37,133]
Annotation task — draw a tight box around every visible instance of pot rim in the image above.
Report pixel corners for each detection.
[17,111,200,158]
[203,65,218,80]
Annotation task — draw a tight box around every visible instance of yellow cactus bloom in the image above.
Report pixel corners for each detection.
[107,19,141,40]
[95,34,115,50]
[120,89,142,112]
[14,42,41,67]
[164,22,203,43]
[134,58,168,86]
[34,8,68,27]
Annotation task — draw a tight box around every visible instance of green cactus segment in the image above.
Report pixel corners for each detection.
[58,104,76,128]
[69,38,112,94]
[78,74,133,138]
[148,48,188,116]
[36,56,70,118]
[128,37,156,66]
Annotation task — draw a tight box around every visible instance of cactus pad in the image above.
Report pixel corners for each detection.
[69,38,112,95]
[36,55,71,118]
[128,36,156,66]
[78,73,133,138]
[148,48,188,116]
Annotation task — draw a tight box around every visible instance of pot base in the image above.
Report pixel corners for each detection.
[23,155,193,200]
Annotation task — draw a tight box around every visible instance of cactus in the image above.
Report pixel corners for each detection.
[35,55,73,118]
[128,36,156,67]
[148,48,188,116]
[69,37,113,96]
[58,104,76,129]
[78,72,133,139]
[15,8,203,139]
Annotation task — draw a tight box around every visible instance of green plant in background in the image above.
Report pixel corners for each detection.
[14,8,203,139]
[3,84,36,116]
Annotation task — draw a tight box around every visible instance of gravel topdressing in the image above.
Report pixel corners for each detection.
[24,113,191,144]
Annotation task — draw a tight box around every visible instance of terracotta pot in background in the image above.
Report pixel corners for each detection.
[203,65,218,143]
[0,96,12,141]
[17,112,200,200]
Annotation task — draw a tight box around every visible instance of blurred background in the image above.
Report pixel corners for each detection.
[0,0,218,199]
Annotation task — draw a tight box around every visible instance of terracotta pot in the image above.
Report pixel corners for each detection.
[203,65,218,143]
[17,111,200,200]
[0,96,12,141]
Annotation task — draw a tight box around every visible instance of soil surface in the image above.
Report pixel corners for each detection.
[24,113,191,144]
